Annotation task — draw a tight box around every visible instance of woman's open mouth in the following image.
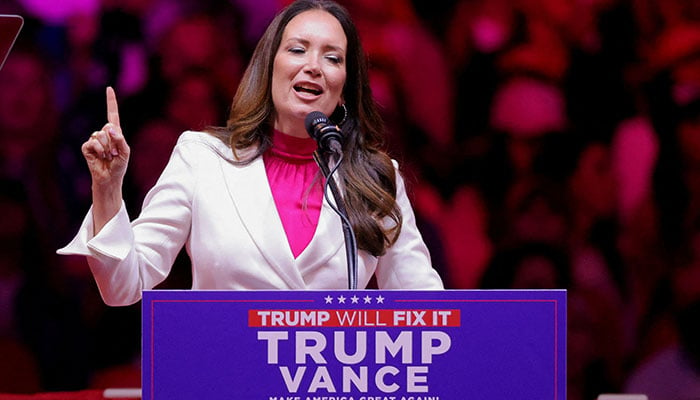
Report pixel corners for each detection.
[294,84,323,96]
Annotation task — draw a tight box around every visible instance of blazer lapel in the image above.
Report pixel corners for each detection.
[295,185,345,277]
[220,156,305,289]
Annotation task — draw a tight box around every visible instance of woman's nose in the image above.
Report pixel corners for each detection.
[304,56,322,76]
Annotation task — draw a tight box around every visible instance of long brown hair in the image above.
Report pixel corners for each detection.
[209,0,402,256]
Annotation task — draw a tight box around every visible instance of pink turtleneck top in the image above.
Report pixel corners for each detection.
[263,130,323,258]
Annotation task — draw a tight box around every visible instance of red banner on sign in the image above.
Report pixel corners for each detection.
[248,309,461,327]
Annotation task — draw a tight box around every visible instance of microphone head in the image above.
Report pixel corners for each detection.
[305,111,329,139]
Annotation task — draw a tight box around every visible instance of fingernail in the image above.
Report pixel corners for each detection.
[109,128,117,136]
[111,148,118,156]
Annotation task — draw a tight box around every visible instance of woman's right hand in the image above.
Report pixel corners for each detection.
[82,86,131,233]
[82,86,130,187]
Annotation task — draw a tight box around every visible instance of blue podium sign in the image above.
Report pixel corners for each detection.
[142,290,566,399]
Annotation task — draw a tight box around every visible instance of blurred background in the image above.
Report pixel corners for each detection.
[1,0,699,398]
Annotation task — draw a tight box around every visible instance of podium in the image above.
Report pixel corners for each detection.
[142,290,566,399]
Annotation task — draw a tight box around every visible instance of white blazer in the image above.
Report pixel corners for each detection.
[58,131,444,306]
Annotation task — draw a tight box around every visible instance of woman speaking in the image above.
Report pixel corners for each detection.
[59,0,444,306]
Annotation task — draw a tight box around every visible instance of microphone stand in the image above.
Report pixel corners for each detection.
[313,149,358,290]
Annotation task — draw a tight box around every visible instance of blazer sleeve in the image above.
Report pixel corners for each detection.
[58,135,197,306]
[373,164,445,289]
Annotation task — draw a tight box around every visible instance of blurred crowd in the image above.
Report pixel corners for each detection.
[1,0,699,398]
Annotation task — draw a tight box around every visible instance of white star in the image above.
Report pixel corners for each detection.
[337,295,347,304]
[376,295,385,304]
[363,295,372,304]
[351,295,359,304]
[324,295,333,304]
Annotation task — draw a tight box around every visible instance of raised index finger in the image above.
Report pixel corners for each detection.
[106,86,120,127]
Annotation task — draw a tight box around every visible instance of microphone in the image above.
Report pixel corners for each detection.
[305,111,342,153]
[305,111,358,289]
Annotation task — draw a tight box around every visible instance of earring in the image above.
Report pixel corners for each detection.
[334,103,348,126]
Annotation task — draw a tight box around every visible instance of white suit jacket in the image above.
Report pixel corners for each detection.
[58,131,444,306]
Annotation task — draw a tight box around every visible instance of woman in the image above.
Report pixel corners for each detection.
[59,0,444,306]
